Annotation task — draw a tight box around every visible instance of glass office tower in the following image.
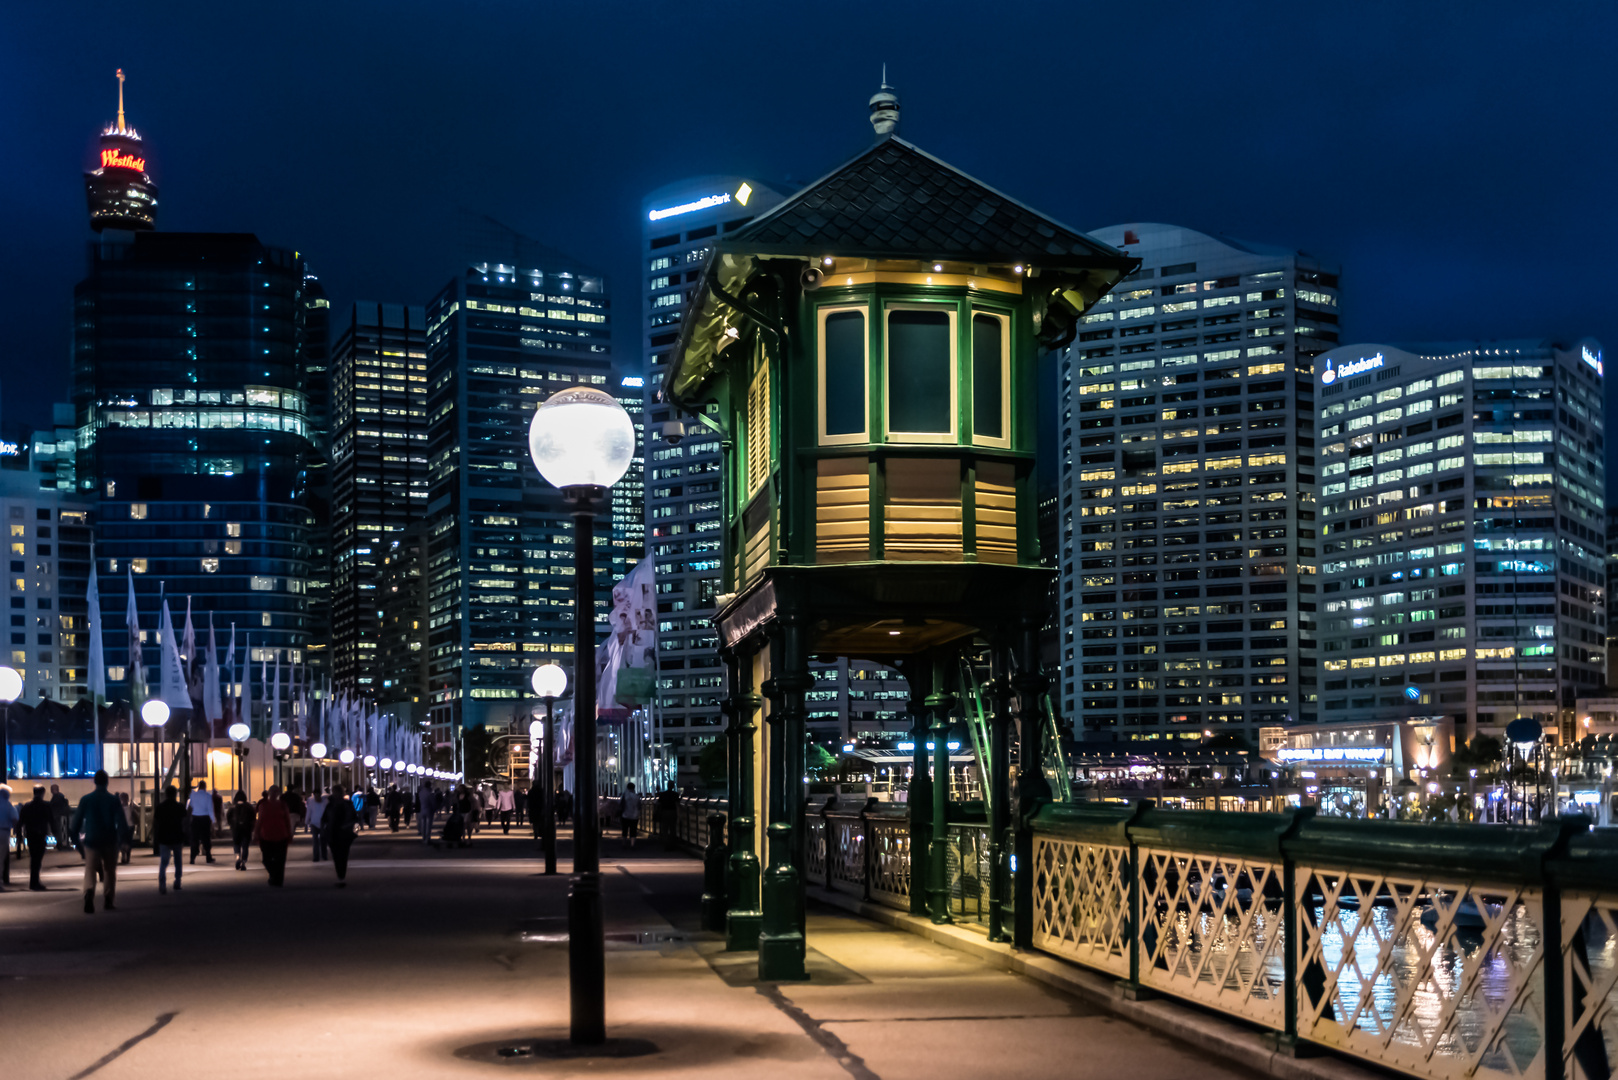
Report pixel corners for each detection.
[422,225,613,747]
[329,302,428,696]
[74,232,317,715]
[1057,223,1340,744]
[1314,339,1606,745]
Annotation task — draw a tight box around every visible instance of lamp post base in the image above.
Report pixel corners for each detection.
[567,870,605,1044]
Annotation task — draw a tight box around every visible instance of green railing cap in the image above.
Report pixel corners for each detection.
[1285,814,1589,884]
[1030,800,1146,845]
[1129,804,1311,860]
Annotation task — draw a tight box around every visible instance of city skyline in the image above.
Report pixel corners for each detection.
[5,4,1618,478]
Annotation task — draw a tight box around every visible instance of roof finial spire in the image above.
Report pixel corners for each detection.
[869,65,899,139]
[115,68,126,134]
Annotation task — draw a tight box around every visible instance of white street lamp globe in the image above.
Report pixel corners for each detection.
[527,387,635,490]
[363,754,377,768]
[269,731,292,751]
[339,749,355,764]
[529,719,543,738]
[531,662,568,700]
[0,666,22,703]
[141,699,171,727]
[309,741,328,759]
[228,721,250,742]
[380,757,393,770]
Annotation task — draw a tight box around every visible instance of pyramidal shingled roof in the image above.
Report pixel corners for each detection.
[723,136,1131,269]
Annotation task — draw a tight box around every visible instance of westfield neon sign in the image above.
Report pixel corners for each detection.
[100,148,146,172]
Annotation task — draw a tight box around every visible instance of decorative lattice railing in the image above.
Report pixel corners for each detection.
[786,794,1618,1080]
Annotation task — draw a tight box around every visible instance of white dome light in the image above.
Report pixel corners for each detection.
[531,662,568,699]
[339,749,355,764]
[228,721,250,742]
[269,732,292,751]
[527,387,634,490]
[142,699,171,726]
[309,741,328,759]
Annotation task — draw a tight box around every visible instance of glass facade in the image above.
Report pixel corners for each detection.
[73,232,317,715]
[1315,340,1606,743]
[1057,224,1339,743]
[330,302,428,695]
[423,241,614,746]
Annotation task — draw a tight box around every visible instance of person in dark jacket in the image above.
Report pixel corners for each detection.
[18,785,53,890]
[48,783,72,852]
[225,791,254,871]
[325,782,360,886]
[70,770,123,913]
[152,785,186,894]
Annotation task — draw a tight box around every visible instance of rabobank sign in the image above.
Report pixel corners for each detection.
[1320,352,1384,385]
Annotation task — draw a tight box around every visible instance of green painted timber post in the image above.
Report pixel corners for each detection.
[927,652,958,923]
[902,657,933,917]
[725,643,762,951]
[986,643,1014,942]
[1011,612,1051,949]
[759,612,809,981]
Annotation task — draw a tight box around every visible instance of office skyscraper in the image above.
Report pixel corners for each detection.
[1314,339,1606,745]
[329,302,428,696]
[74,232,317,708]
[1057,223,1340,744]
[423,223,613,746]
[642,177,779,775]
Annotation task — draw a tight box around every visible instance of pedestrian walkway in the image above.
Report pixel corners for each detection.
[1,830,1242,1080]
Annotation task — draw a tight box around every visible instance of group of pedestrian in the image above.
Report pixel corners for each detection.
[0,770,409,908]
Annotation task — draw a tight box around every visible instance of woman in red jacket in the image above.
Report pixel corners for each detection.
[252,785,293,887]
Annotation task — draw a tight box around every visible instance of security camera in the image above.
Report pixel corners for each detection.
[661,420,686,445]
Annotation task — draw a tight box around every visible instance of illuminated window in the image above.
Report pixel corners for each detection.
[226,522,241,537]
[224,541,241,555]
[818,305,868,445]
[201,558,219,573]
[971,311,1010,447]
[130,503,147,520]
[261,613,272,627]
[131,559,147,573]
[885,305,956,442]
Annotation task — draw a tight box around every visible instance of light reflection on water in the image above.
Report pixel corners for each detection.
[1147,885,1618,1076]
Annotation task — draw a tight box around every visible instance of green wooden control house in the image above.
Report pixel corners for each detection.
[664,126,1135,978]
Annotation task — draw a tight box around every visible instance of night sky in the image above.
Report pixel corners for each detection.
[6,3,1618,472]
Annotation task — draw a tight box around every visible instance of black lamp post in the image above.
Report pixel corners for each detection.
[532,663,567,875]
[528,385,634,1046]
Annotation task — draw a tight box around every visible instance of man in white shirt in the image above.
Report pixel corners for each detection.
[187,781,217,864]
[306,789,329,862]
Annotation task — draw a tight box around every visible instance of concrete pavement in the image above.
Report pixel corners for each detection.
[0,825,1244,1080]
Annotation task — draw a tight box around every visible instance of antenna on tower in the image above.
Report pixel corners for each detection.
[869,65,900,138]
[115,68,126,134]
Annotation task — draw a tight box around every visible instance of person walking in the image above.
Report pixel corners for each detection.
[18,786,52,890]
[306,788,328,862]
[152,785,185,894]
[69,770,122,914]
[252,785,293,887]
[363,785,380,830]
[513,784,526,829]
[620,782,642,848]
[527,778,543,840]
[116,792,135,864]
[0,784,19,889]
[416,782,436,843]
[496,785,515,834]
[325,782,359,887]
[48,783,72,853]
[386,785,403,832]
[225,791,254,871]
[186,781,217,865]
